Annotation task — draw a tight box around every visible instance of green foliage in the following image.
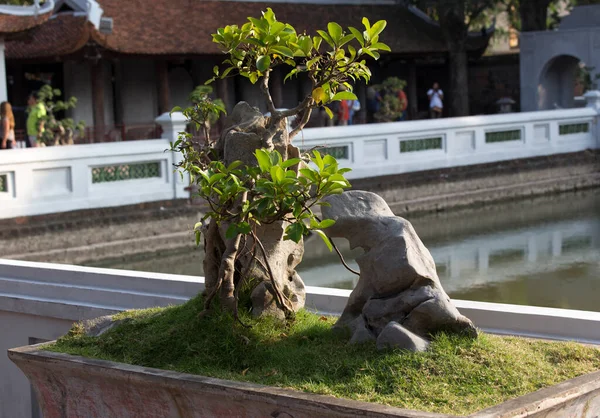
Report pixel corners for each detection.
[373,77,407,123]
[50,296,600,416]
[36,85,85,146]
[577,65,600,92]
[206,8,389,114]
[172,85,226,145]
[174,145,351,252]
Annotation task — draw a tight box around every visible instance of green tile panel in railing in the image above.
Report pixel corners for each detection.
[301,145,349,160]
[559,123,589,136]
[92,162,161,184]
[485,130,522,143]
[400,137,443,153]
[0,174,7,193]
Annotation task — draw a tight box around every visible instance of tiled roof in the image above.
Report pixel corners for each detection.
[0,9,52,34]
[5,15,90,59]
[5,1,491,58]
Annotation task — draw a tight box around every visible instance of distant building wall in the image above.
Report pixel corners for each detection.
[469,54,520,114]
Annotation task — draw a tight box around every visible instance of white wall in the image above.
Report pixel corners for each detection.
[0,139,182,219]
[297,104,599,180]
[0,312,74,418]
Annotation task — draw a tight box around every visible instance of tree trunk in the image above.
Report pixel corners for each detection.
[520,0,551,32]
[202,102,306,319]
[447,46,470,117]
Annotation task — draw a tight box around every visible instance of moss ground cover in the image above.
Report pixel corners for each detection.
[48,296,600,415]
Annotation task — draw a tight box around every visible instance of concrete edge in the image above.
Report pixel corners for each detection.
[7,346,454,418]
[472,370,600,417]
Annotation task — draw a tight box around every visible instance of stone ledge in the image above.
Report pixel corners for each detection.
[8,345,600,418]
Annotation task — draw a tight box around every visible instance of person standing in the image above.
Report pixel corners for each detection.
[0,102,15,150]
[427,82,444,119]
[397,87,408,121]
[26,92,46,147]
[337,99,350,126]
[348,98,360,125]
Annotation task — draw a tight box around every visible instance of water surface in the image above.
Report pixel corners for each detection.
[89,189,600,312]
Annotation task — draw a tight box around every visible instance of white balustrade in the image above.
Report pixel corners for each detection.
[1,98,599,219]
[297,102,599,180]
[0,112,187,220]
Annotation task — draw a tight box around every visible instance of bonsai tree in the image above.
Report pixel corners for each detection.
[172,9,388,321]
[36,85,85,146]
[374,77,407,122]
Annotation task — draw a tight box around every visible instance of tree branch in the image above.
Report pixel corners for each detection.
[261,70,277,115]
[289,107,313,140]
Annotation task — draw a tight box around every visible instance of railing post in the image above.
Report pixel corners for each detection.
[584,90,600,149]
[155,111,189,200]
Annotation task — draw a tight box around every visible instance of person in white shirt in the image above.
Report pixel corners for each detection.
[427,82,444,119]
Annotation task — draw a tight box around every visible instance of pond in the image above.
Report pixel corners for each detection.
[88,189,600,312]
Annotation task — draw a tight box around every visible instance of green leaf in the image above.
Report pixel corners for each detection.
[269,150,282,166]
[284,222,305,243]
[270,166,285,183]
[313,36,322,51]
[313,229,333,252]
[316,30,335,48]
[312,150,325,171]
[225,223,239,239]
[372,42,391,52]
[324,106,334,119]
[227,161,244,170]
[256,55,271,72]
[370,20,387,39]
[255,149,272,172]
[285,68,299,82]
[327,22,343,44]
[170,106,182,115]
[299,168,318,182]
[299,36,312,56]
[208,173,226,185]
[362,49,380,60]
[271,45,294,58]
[237,221,251,234]
[348,27,364,47]
[332,91,358,101]
[281,158,301,169]
[318,219,336,229]
[362,17,371,31]
[195,230,201,246]
[220,66,235,78]
[213,65,220,76]
[338,34,355,48]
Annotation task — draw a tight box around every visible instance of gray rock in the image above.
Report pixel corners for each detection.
[348,316,376,345]
[322,190,477,342]
[80,315,131,337]
[376,321,430,352]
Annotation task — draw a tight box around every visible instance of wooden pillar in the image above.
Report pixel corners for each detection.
[357,83,367,124]
[156,60,170,115]
[112,59,124,126]
[216,76,231,112]
[270,67,283,109]
[90,61,105,143]
[408,59,418,120]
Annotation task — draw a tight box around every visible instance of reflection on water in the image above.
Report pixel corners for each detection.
[89,189,600,312]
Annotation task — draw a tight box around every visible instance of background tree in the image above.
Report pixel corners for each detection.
[36,85,85,146]
[373,77,407,122]
[409,0,496,117]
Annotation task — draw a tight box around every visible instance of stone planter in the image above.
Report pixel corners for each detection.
[9,343,600,418]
